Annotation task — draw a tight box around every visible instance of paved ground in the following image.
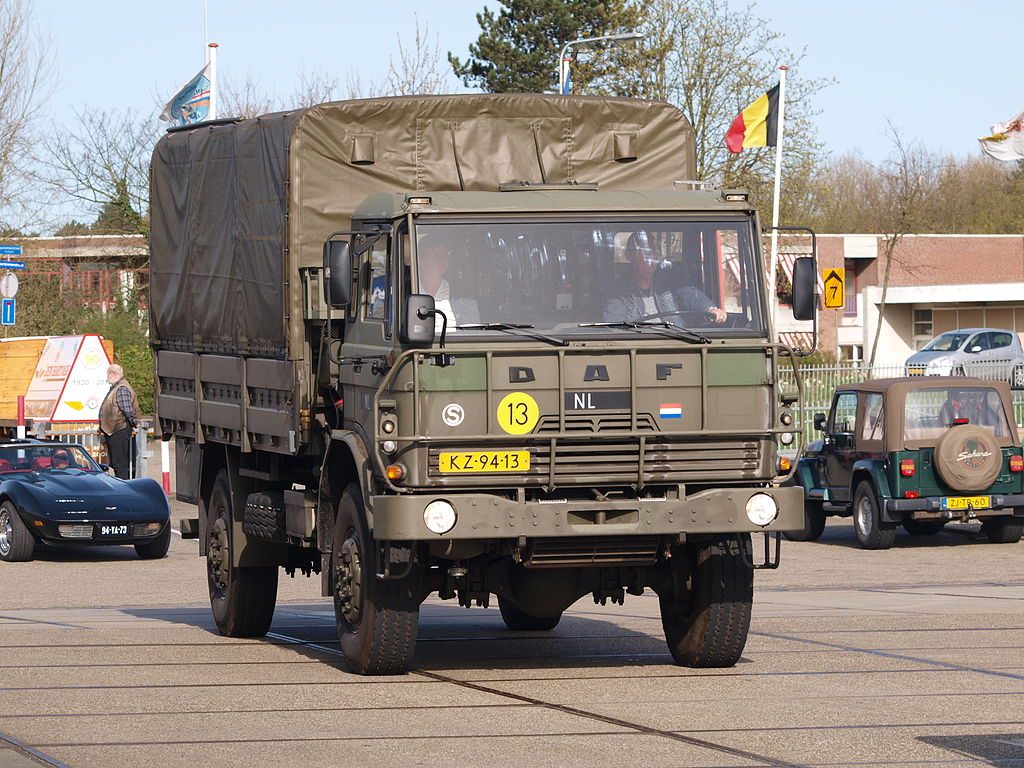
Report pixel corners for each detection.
[1,504,1022,768]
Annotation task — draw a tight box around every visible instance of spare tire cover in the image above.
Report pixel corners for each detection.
[933,425,1002,492]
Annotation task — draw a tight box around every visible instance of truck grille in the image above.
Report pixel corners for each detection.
[428,437,763,485]
[522,536,662,567]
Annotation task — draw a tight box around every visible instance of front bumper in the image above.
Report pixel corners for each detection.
[21,511,169,544]
[885,493,1024,521]
[370,485,804,540]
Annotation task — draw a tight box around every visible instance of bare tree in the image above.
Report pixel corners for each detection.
[219,73,278,118]
[0,0,53,232]
[384,17,447,96]
[865,124,936,368]
[42,108,156,243]
[589,0,830,219]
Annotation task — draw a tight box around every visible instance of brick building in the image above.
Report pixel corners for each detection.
[775,233,1024,365]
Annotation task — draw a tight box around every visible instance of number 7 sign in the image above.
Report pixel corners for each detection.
[822,268,845,310]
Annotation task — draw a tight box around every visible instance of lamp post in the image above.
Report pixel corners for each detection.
[558,32,644,95]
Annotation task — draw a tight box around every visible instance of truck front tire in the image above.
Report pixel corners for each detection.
[659,534,753,667]
[206,470,278,637]
[333,483,419,675]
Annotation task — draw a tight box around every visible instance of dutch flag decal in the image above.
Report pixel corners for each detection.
[660,403,682,419]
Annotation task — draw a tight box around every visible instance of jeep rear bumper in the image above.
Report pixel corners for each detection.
[369,485,804,540]
[884,494,1024,521]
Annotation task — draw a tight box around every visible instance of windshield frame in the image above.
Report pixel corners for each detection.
[0,444,102,474]
[409,213,768,341]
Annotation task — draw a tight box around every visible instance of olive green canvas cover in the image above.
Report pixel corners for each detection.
[149,94,697,358]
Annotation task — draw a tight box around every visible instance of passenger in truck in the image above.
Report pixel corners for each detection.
[416,234,480,330]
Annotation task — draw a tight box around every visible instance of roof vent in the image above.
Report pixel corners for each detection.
[612,131,638,163]
[351,134,376,166]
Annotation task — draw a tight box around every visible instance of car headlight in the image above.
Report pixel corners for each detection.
[745,493,778,527]
[423,500,457,534]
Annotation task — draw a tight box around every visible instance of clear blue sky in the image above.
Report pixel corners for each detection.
[39,0,1024,163]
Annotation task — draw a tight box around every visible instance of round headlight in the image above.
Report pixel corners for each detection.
[423,500,457,534]
[780,411,794,426]
[381,439,397,454]
[745,493,778,527]
[779,431,795,445]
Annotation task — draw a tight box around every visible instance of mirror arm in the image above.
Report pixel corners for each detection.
[417,307,454,367]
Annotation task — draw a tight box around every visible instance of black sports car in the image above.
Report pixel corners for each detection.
[0,439,171,562]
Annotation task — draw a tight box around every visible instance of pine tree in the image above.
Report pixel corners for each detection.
[449,0,640,93]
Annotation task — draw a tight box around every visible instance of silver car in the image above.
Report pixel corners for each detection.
[906,328,1024,386]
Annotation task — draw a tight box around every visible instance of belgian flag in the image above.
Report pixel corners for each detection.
[725,84,780,154]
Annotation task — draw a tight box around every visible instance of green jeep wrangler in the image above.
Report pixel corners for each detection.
[790,377,1024,548]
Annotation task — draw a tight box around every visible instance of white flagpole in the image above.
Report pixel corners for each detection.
[769,65,787,333]
[208,42,218,121]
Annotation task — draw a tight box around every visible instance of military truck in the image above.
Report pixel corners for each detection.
[150,94,816,675]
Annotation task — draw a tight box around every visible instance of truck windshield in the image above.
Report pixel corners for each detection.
[413,219,766,337]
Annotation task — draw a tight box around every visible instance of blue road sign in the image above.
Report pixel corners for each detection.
[0,245,22,256]
[0,260,25,270]
[1,298,14,325]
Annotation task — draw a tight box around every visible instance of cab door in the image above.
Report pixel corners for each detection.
[823,391,859,504]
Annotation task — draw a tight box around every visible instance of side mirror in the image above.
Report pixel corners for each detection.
[401,293,436,344]
[968,346,982,354]
[813,413,826,432]
[323,239,352,308]
[791,256,816,321]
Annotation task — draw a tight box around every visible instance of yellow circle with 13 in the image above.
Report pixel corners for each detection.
[496,392,539,435]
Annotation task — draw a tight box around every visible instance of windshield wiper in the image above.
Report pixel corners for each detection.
[578,321,710,344]
[457,322,569,347]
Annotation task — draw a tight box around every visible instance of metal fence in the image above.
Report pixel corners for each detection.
[780,361,1024,444]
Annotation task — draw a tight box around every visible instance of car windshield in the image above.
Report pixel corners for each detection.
[0,445,100,474]
[922,332,971,352]
[411,218,766,338]
[903,386,1010,442]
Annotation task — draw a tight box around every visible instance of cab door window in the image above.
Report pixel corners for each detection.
[829,392,858,435]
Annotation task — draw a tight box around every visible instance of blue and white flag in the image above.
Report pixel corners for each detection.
[159,63,212,126]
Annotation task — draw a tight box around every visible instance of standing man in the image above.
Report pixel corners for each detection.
[99,364,139,479]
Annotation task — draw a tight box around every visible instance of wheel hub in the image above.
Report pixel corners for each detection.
[335,534,362,626]
[0,509,11,556]
[855,498,871,536]
[208,517,230,594]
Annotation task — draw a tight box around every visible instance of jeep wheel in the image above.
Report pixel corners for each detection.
[980,516,1023,543]
[333,483,420,675]
[498,596,562,631]
[207,470,278,637]
[783,501,827,542]
[0,501,34,562]
[659,534,752,667]
[902,518,946,536]
[853,481,896,549]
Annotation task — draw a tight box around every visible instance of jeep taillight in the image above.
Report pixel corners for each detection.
[904,490,919,498]
[1011,455,1023,472]
[900,459,915,476]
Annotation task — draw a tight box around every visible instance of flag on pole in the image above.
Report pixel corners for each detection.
[159,63,212,126]
[561,56,573,95]
[979,111,1024,162]
[725,84,780,154]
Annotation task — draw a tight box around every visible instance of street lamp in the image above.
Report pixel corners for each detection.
[558,32,644,95]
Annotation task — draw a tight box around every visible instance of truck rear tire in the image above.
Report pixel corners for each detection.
[981,516,1023,543]
[659,534,752,667]
[783,501,826,542]
[333,483,419,675]
[207,470,278,637]
[853,481,896,549]
[497,596,562,631]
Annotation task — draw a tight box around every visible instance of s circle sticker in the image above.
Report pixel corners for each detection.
[442,403,465,427]
[497,392,539,435]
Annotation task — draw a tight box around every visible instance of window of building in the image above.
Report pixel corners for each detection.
[843,259,858,317]
[912,308,933,349]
